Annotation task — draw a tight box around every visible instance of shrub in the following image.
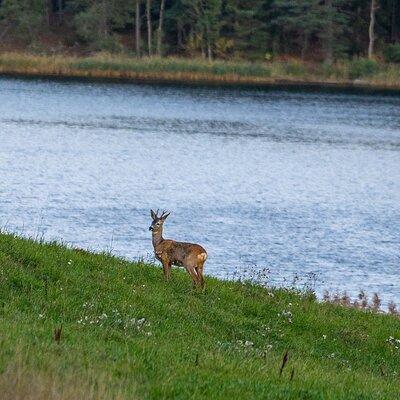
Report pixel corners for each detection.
[94,36,125,53]
[384,44,400,63]
[320,63,335,78]
[283,61,308,77]
[348,58,380,79]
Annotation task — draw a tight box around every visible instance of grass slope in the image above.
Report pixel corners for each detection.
[1,52,400,90]
[0,232,399,399]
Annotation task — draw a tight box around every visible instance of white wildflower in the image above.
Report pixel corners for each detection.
[279,310,293,323]
[387,336,400,350]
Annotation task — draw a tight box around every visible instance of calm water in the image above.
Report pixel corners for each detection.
[0,77,399,303]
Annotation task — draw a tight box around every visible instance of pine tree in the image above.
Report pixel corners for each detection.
[0,0,47,41]
[68,0,129,51]
[270,0,324,59]
[319,0,348,63]
[223,0,267,58]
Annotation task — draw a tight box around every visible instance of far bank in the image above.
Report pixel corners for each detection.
[1,52,400,92]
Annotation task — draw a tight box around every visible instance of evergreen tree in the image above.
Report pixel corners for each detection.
[0,0,398,60]
[270,0,324,59]
[68,0,130,51]
[0,0,47,41]
[183,0,222,59]
[223,0,267,58]
[319,0,349,63]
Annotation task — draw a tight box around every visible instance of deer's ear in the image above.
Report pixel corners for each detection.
[150,209,157,220]
[161,212,170,220]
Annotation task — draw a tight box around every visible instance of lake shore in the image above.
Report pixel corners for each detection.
[0,232,399,399]
[1,52,400,92]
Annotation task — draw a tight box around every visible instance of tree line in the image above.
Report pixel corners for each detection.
[0,0,399,63]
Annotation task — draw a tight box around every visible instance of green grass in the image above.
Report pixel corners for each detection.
[1,52,400,89]
[0,232,399,399]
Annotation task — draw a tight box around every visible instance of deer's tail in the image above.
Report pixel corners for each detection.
[197,252,207,265]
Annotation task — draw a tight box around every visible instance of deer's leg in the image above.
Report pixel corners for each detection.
[195,266,204,289]
[161,258,172,281]
[196,265,205,289]
[164,263,172,281]
[185,265,200,287]
[196,254,206,289]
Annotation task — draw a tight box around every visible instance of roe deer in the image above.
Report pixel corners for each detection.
[149,210,207,288]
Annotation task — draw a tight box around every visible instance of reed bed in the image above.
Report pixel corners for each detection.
[1,52,400,89]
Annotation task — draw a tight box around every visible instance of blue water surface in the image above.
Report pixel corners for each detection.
[0,77,399,304]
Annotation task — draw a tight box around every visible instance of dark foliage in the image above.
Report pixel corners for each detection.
[0,1,399,60]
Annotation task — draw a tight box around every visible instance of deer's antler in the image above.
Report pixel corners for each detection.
[160,210,170,219]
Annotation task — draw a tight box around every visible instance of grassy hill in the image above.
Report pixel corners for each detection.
[0,232,399,399]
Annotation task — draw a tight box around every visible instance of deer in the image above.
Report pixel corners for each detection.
[149,210,207,288]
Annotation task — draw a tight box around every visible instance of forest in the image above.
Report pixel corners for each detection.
[0,0,399,64]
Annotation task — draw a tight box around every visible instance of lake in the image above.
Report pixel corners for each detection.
[0,77,399,304]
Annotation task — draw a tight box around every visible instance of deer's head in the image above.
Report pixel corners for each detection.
[149,209,170,233]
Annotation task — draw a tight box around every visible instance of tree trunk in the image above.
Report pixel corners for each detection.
[301,32,309,60]
[355,6,361,56]
[177,24,183,50]
[368,0,377,59]
[46,0,52,26]
[197,34,206,58]
[146,0,152,56]
[272,37,279,59]
[57,0,63,24]
[207,44,212,61]
[157,0,166,56]
[392,0,398,43]
[99,0,108,38]
[206,29,212,61]
[136,0,141,57]
[0,24,11,41]
[324,0,333,65]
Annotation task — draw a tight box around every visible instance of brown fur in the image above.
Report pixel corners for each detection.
[149,210,207,288]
